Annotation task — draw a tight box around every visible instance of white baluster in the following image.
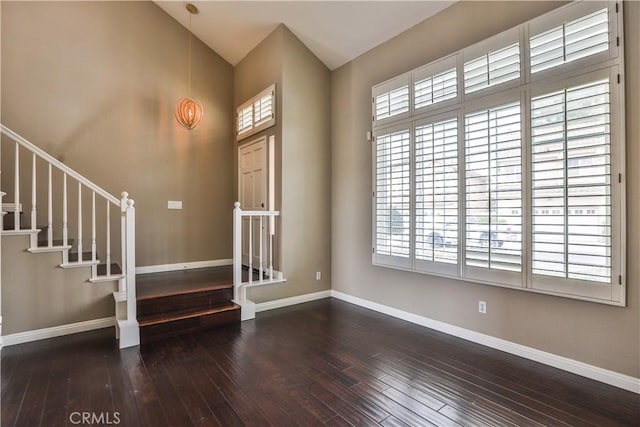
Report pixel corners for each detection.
[106,201,111,276]
[91,192,96,263]
[248,215,253,285]
[14,142,20,230]
[63,174,68,247]
[31,154,36,230]
[259,215,263,281]
[77,183,83,256]
[47,164,52,246]
[269,217,274,280]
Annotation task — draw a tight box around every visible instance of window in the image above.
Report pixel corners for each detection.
[372,73,411,125]
[374,126,411,267]
[376,86,409,120]
[236,84,276,140]
[372,1,625,305]
[530,7,609,74]
[465,102,522,275]
[464,42,521,94]
[415,68,457,109]
[415,117,458,275]
[531,78,611,283]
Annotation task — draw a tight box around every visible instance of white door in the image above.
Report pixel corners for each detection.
[239,138,267,268]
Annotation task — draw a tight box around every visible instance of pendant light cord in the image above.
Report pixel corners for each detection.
[188,11,192,97]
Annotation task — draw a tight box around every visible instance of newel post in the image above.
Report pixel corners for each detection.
[118,192,139,348]
[0,190,4,350]
[233,202,242,302]
[121,192,137,323]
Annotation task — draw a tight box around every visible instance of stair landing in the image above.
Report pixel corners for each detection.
[136,266,241,343]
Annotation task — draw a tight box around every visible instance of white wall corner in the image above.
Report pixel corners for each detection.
[330,290,640,395]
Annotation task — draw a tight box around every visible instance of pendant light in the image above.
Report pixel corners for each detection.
[175,3,203,130]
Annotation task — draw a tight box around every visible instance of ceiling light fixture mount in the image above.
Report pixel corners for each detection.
[175,2,204,130]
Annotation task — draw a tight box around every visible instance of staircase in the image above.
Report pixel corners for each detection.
[1,125,288,348]
[0,125,139,348]
[136,267,240,343]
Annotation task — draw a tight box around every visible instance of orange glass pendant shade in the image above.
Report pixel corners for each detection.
[175,97,203,130]
[175,3,203,130]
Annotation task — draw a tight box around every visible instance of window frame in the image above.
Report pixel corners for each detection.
[236,84,276,141]
[370,0,626,306]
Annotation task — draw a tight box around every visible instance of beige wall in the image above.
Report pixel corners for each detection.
[1,236,114,334]
[331,1,640,377]
[234,25,332,303]
[1,1,235,268]
[1,1,234,333]
[233,25,284,217]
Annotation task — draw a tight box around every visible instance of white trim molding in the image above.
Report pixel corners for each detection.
[331,290,640,394]
[135,259,233,275]
[1,317,115,347]
[255,290,331,313]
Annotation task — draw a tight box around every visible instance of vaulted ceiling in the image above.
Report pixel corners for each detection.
[154,1,455,70]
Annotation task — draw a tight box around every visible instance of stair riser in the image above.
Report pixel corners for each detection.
[2,212,21,230]
[137,288,234,318]
[140,308,240,344]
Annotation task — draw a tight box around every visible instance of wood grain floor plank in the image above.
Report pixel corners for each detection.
[121,346,169,426]
[1,298,638,427]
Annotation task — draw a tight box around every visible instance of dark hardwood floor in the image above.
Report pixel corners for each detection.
[2,298,638,426]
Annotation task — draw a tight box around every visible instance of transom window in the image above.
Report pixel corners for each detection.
[371,1,625,305]
[236,84,276,140]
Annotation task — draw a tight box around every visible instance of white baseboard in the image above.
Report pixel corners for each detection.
[1,317,115,347]
[255,290,331,313]
[331,290,640,395]
[135,259,233,275]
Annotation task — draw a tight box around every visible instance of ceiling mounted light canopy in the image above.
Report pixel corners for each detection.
[175,3,203,130]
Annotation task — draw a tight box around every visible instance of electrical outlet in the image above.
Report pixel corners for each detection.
[316,271,322,280]
[478,300,487,314]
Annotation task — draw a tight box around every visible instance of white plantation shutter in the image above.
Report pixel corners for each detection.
[531,78,612,283]
[464,43,520,94]
[414,68,457,109]
[465,102,522,273]
[375,86,409,121]
[370,1,625,304]
[530,8,609,74]
[237,106,253,135]
[254,91,274,126]
[415,118,458,271]
[236,84,276,140]
[374,128,411,266]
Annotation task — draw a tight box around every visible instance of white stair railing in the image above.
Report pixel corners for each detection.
[233,201,286,320]
[0,124,139,348]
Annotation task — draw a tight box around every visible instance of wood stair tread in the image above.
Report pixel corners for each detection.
[139,304,240,327]
[136,266,235,299]
[137,282,233,301]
